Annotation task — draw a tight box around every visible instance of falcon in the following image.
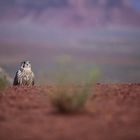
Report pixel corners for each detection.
[13,61,35,86]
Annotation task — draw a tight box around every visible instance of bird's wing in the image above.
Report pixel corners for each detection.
[32,72,35,85]
[13,70,20,85]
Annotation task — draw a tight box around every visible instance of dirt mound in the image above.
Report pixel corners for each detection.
[0,84,140,140]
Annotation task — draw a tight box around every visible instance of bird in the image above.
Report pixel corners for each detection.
[13,61,35,86]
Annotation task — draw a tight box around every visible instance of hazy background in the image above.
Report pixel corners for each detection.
[0,0,140,83]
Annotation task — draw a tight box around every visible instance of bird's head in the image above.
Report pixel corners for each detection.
[20,61,32,71]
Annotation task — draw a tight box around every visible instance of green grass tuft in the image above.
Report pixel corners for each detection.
[49,69,99,113]
[0,77,9,90]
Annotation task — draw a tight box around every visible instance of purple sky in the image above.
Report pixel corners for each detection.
[0,0,140,52]
[0,0,140,24]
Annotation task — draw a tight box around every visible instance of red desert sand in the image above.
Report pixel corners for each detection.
[0,84,140,140]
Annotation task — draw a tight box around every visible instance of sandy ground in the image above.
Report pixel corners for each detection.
[0,84,140,140]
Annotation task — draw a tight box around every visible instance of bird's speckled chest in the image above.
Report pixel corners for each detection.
[22,71,31,80]
[20,69,33,85]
